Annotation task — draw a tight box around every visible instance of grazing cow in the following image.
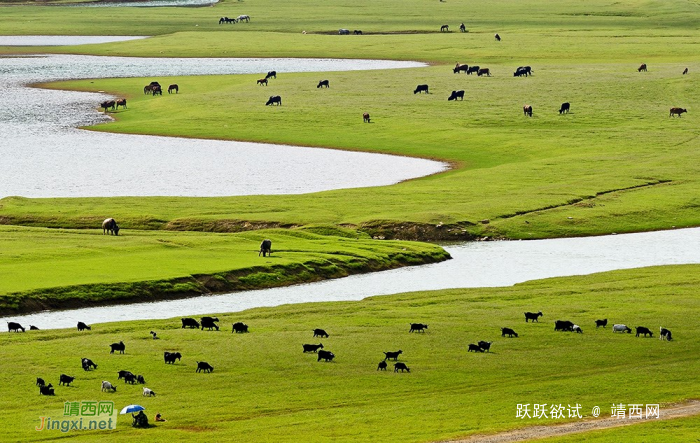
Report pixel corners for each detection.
[36,377,46,386]
[414,84,429,94]
[196,361,214,373]
[409,323,428,333]
[572,325,583,334]
[257,78,268,86]
[513,68,528,77]
[478,341,492,352]
[136,375,146,384]
[265,96,282,106]
[232,322,249,333]
[101,381,117,392]
[317,350,335,362]
[303,343,324,353]
[317,79,329,88]
[39,383,55,395]
[683,68,688,75]
[394,362,410,373]
[524,311,543,322]
[448,90,465,101]
[100,100,116,111]
[81,358,97,371]
[660,327,673,341]
[440,25,449,32]
[467,65,480,75]
[7,322,24,332]
[30,325,39,330]
[459,23,466,33]
[150,331,158,339]
[182,318,200,329]
[495,33,501,41]
[117,370,133,380]
[115,98,127,109]
[109,341,125,354]
[595,319,608,328]
[259,239,272,256]
[354,30,363,35]
[363,112,371,123]
[559,102,571,114]
[518,66,533,76]
[501,327,518,338]
[102,218,119,236]
[383,350,403,361]
[453,64,469,74]
[339,29,350,35]
[635,326,653,337]
[143,387,156,397]
[77,321,91,331]
[164,351,182,364]
[638,63,647,72]
[59,374,75,386]
[670,107,687,117]
[523,105,533,117]
[377,361,387,371]
[123,373,137,384]
[468,344,484,353]
[477,68,491,77]
[313,328,329,338]
[168,84,178,94]
[554,320,575,332]
[613,324,632,333]
[237,15,250,22]
[265,71,277,79]
[200,317,220,331]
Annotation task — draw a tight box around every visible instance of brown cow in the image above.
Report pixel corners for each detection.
[669,107,687,117]
[638,63,647,72]
[257,78,268,86]
[363,113,371,123]
[523,105,533,117]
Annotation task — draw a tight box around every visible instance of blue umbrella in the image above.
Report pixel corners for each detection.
[120,404,145,415]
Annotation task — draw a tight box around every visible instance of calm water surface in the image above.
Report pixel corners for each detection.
[5,228,699,330]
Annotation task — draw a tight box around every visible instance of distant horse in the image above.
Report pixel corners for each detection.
[102,218,120,235]
[265,95,282,106]
[363,112,371,123]
[115,99,127,109]
[265,71,277,79]
[100,100,115,111]
[440,24,449,32]
[257,78,268,86]
[168,84,179,94]
[317,79,329,88]
[237,15,250,22]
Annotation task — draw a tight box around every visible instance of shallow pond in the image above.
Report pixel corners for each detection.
[5,227,699,331]
[0,53,440,197]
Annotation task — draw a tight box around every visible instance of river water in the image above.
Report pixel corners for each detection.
[0,51,441,197]
[4,227,699,331]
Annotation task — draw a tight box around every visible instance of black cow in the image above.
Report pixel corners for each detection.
[394,362,410,373]
[81,358,97,371]
[467,66,480,75]
[495,33,501,41]
[102,218,119,236]
[259,239,272,256]
[523,105,533,117]
[559,102,571,114]
[468,344,484,353]
[353,30,363,35]
[201,317,220,331]
[477,68,491,77]
[136,375,146,384]
[555,320,575,332]
[660,327,673,341]
[313,328,329,338]
[409,323,428,333]
[182,318,200,329]
[414,84,429,94]
[164,351,182,364]
[383,350,403,361]
[232,322,249,333]
[196,361,214,373]
[265,71,277,79]
[163,351,179,364]
[453,64,469,74]
[77,321,91,331]
[501,327,518,338]
[303,343,324,353]
[265,96,282,106]
[448,90,465,101]
[595,319,608,328]
[478,341,492,352]
[59,374,75,386]
[109,341,125,354]
[30,325,39,330]
[100,100,116,111]
[317,80,329,88]
[638,63,647,72]
[7,322,24,332]
[39,383,55,395]
[377,361,387,371]
[513,68,528,77]
[524,311,543,322]
[636,326,653,338]
[317,350,335,362]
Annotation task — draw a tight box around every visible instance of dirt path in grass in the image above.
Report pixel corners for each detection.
[440,400,700,443]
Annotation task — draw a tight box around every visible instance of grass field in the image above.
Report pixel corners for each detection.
[1,265,697,441]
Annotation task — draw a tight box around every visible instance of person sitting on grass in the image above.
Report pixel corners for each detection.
[132,411,149,427]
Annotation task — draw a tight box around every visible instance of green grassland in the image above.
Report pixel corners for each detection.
[0,225,447,313]
[0,265,698,442]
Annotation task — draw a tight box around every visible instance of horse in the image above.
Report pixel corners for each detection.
[151,85,163,96]
[265,96,282,106]
[102,218,120,235]
[257,78,268,86]
[168,84,179,94]
[363,112,371,123]
[317,80,329,88]
[115,99,127,109]
[237,15,250,22]
[265,71,277,80]
[100,100,115,111]
[440,24,449,32]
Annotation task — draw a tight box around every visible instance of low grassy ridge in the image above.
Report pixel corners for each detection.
[0,225,448,313]
[1,265,698,442]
